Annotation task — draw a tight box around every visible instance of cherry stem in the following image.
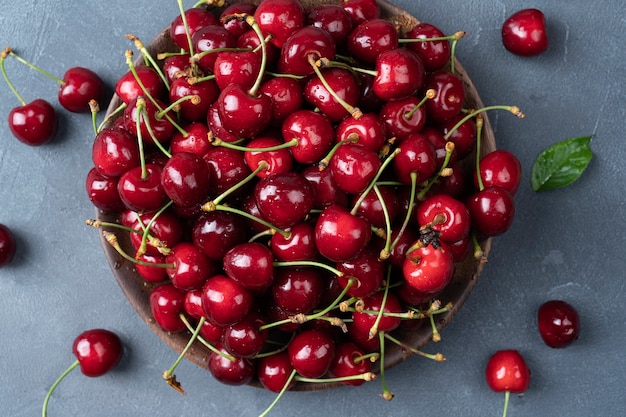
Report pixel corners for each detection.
[1,49,26,105]
[210,135,298,153]
[179,314,235,361]
[258,369,297,417]
[7,48,64,85]
[398,30,466,45]
[443,105,524,141]
[350,147,401,216]
[125,50,188,137]
[102,231,174,268]
[163,316,207,395]
[502,390,511,417]
[405,89,436,120]
[208,204,291,239]
[416,141,456,200]
[369,269,392,339]
[273,260,344,278]
[474,114,485,191]
[98,102,127,132]
[159,94,201,118]
[134,97,149,178]
[377,331,394,401]
[318,137,358,170]
[136,101,173,159]
[236,13,267,96]
[294,372,376,384]
[202,160,268,210]
[86,219,170,256]
[126,34,170,89]
[383,333,445,362]
[42,360,80,417]
[176,0,196,65]
[471,232,487,262]
[136,201,174,258]
[310,57,362,119]
[374,186,393,261]
[389,171,418,254]
[89,100,100,136]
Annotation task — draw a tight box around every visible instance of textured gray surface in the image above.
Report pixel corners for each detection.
[0,0,624,416]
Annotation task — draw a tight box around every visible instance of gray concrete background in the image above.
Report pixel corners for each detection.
[0,0,624,416]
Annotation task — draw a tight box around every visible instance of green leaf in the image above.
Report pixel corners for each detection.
[530,135,593,192]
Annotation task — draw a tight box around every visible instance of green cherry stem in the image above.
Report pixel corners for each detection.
[350,147,401,216]
[101,231,174,268]
[416,141,455,200]
[378,331,394,401]
[310,56,362,119]
[42,360,80,417]
[405,89,436,120]
[244,14,267,97]
[176,0,196,63]
[134,97,149,179]
[273,260,344,278]
[388,171,418,254]
[258,369,298,417]
[368,269,393,339]
[162,316,207,395]
[502,390,511,417]
[1,48,26,105]
[7,47,64,85]
[443,105,524,142]
[178,314,234,360]
[474,114,485,191]
[126,34,170,89]
[202,160,268,210]
[89,100,100,135]
[383,332,445,362]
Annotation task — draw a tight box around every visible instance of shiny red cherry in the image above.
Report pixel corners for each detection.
[502,8,548,56]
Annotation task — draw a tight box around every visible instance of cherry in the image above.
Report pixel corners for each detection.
[405,22,452,72]
[422,126,457,170]
[329,142,382,194]
[257,351,296,393]
[335,112,386,153]
[192,211,248,262]
[438,114,477,160]
[392,133,438,185]
[161,151,212,208]
[91,127,140,178]
[169,77,219,122]
[502,9,548,56]
[0,224,17,267]
[203,146,252,198]
[201,274,254,326]
[416,194,471,244]
[336,247,385,298]
[191,24,236,74]
[170,6,219,51]
[183,289,205,319]
[207,342,255,386]
[223,242,275,291]
[277,26,336,76]
[315,204,371,262]
[170,122,212,156]
[281,109,335,164]
[403,241,455,294]
[341,0,380,26]
[254,171,314,229]
[222,312,268,358]
[485,349,531,417]
[303,67,360,122]
[424,71,465,123]
[135,253,169,283]
[42,329,123,417]
[57,66,105,113]
[270,221,319,262]
[347,18,399,65]
[379,95,427,142]
[123,96,176,145]
[301,165,348,210]
[253,0,306,48]
[352,290,404,337]
[372,48,425,102]
[220,3,257,38]
[85,168,125,212]
[115,65,166,104]
[327,341,372,386]
[306,4,353,49]
[128,210,184,257]
[166,242,216,291]
[272,268,324,315]
[149,282,189,332]
[162,54,192,84]
[537,300,580,348]
[7,98,58,146]
[353,185,399,229]
[117,163,168,212]
[287,328,335,379]
[216,83,273,139]
[473,149,522,196]
[243,136,294,178]
[213,50,261,91]
[466,185,516,237]
[260,76,304,126]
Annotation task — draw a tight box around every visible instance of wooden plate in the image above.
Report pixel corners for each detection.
[97,0,494,391]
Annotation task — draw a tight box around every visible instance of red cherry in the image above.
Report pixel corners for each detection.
[135,252,169,283]
[303,67,360,123]
[222,312,268,358]
[372,48,425,102]
[347,18,399,65]
[254,171,314,229]
[72,329,124,377]
[281,109,335,164]
[301,165,348,210]
[467,185,516,237]
[203,146,252,198]
[201,275,253,326]
[314,204,371,262]
[379,95,427,142]
[220,3,257,38]
[424,71,465,123]
[207,343,255,386]
[170,7,219,51]
[502,9,548,56]
[191,25,236,74]
[403,242,455,293]
[114,65,166,105]
[392,133,438,185]
[287,328,335,379]
[405,22,452,72]
[270,221,319,262]
[474,149,522,196]
[117,163,168,212]
[149,283,189,332]
[254,0,306,48]
[166,242,216,291]
[57,67,105,113]
[260,76,304,126]
[257,351,295,393]
[161,152,212,208]
[329,142,381,194]
[85,168,125,212]
[0,224,17,267]
[341,0,380,26]
[170,122,212,156]
[537,300,580,348]
[485,349,531,417]
[272,268,324,315]
[277,26,336,76]
[216,84,273,139]
[213,50,261,91]
[169,77,219,122]
[352,290,404,336]
[8,98,57,146]
[91,127,140,178]
[223,242,275,291]
[335,112,386,153]
[243,136,294,178]
[416,194,471,244]
[327,341,372,386]
[192,211,248,262]
[306,4,353,49]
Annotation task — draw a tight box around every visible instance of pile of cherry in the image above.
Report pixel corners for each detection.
[85,0,530,399]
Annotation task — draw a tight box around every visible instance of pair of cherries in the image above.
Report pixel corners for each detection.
[1,47,104,146]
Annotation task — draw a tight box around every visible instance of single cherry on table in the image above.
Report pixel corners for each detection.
[501,8,549,56]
